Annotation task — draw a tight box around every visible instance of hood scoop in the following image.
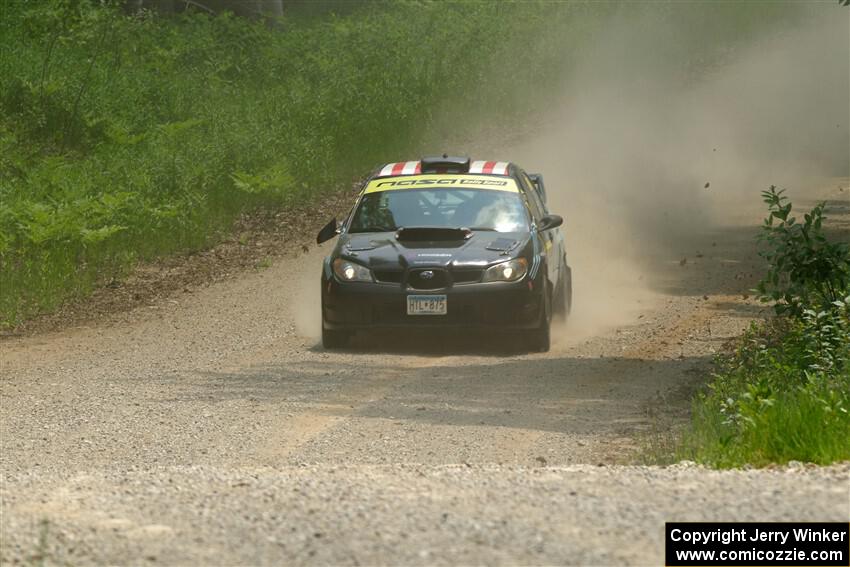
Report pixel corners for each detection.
[396,227,472,242]
[485,238,520,253]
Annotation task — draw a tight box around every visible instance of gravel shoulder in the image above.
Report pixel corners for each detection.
[3,464,848,566]
[1,181,848,565]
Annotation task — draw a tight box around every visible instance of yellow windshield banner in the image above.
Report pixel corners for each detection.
[364,174,519,194]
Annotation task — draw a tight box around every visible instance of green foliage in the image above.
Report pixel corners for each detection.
[0,0,600,325]
[680,192,850,467]
[756,186,850,317]
[681,317,850,467]
[685,377,850,467]
[0,1,812,325]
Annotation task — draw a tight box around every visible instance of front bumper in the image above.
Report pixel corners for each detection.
[321,275,546,331]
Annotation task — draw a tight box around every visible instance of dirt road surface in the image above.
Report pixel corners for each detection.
[2,182,848,565]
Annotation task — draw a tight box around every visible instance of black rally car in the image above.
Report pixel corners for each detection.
[316,156,571,351]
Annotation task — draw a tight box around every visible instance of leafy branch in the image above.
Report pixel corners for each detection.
[756,186,850,317]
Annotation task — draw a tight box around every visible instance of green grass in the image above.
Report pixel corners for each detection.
[0,0,812,326]
[676,307,850,468]
[0,0,612,325]
[683,376,850,467]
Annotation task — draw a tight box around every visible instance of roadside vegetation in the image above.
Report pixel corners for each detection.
[679,188,850,467]
[0,0,605,326]
[0,0,811,328]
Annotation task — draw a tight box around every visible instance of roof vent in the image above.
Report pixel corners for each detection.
[420,155,470,173]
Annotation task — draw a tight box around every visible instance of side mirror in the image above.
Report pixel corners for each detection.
[537,214,563,232]
[316,218,339,244]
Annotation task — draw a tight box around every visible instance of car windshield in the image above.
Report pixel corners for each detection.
[348,189,530,233]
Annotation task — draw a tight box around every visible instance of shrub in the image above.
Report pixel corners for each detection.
[756,186,850,317]
[680,190,850,467]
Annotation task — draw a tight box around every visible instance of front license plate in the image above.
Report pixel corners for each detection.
[407,295,447,315]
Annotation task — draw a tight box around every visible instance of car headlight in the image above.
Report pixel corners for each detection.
[332,258,373,282]
[482,258,528,282]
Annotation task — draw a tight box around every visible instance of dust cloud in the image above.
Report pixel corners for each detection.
[499,6,850,341]
[296,6,848,346]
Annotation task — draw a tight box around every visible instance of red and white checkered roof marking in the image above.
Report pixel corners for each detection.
[378,161,421,177]
[469,160,509,175]
[375,160,511,178]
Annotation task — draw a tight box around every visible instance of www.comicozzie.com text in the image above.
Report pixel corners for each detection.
[669,527,848,546]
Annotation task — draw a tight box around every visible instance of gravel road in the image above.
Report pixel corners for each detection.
[2,183,848,565]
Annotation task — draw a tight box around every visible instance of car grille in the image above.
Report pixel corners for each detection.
[374,268,483,288]
[407,268,448,290]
